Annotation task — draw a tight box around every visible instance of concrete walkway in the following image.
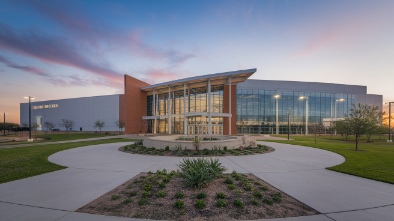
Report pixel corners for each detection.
[0,141,394,221]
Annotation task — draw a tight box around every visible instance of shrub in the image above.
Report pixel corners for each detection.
[165,146,170,151]
[128,191,137,197]
[141,191,151,198]
[250,199,259,206]
[259,185,268,191]
[233,200,244,208]
[175,191,185,199]
[138,198,148,206]
[143,183,152,191]
[174,200,184,209]
[122,198,132,204]
[227,184,235,190]
[126,184,133,189]
[156,191,167,198]
[216,199,227,208]
[263,198,273,205]
[111,195,120,200]
[158,182,166,189]
[135,139,144,146]
[196,192,207,199]
[178,158,226,188]
[195,199,206,209]
[163,177,170,183]
[224,177,234,184]
[216,192,226,199]
[272,192,282,203]
[231,171,243,181]
[253,191,263,199]
[223,146,227,151]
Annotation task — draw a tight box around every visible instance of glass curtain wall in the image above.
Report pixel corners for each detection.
[146,85,224,134]
[236,89,355,134]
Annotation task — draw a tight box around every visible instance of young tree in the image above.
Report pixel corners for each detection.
[59,119,75,137]
[364,105,383,142]
[334,120,352,141]
[32,122,39,131]
[345,104,381,150]
[43,121,54,132]
[94,120,105,133]
[115,120,125,134]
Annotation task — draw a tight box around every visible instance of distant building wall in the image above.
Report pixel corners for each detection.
[366,94,383,110]
[20,95,120,131]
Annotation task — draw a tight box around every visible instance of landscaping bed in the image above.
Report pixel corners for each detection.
[78,161,318,220]
[120,140,274,157]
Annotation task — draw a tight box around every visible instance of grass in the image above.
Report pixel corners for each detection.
[0,132,118,146]
[266,135,394,184]
[0,138,129,184]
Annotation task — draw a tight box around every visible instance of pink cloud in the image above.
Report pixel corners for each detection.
[139,68,181,84]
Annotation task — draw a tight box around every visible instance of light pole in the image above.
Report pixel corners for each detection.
[274,94,280,134]
[287,110,290,140]
[386,102,393,142]
[24,96,35,141]
[334,98,345,135]
[3,112,5,136]
[299,96,309,135]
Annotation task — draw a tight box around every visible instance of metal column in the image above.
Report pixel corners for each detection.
[276,98,279,135]
[228,77,232,135]
[306,98,309,135]
[168,87,171,134]
[183,84,187,134]
[153,90,156,134]
[208,79,212,135]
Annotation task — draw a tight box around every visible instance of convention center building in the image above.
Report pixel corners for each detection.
[20,68,382,135]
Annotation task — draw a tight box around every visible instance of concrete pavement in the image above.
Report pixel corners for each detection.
[0,141,394,220]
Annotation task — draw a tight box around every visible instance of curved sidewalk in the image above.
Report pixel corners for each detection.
[0,142,393,220]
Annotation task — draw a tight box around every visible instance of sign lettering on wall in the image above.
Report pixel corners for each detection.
[32,104,59,109]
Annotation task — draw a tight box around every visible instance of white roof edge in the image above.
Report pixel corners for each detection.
[141,68,257,90]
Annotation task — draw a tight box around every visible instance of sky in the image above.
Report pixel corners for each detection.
[0,0,393,124]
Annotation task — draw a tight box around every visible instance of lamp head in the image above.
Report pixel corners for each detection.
[274,94,280,99]
[299,96,307,100]
[336,98,345,102]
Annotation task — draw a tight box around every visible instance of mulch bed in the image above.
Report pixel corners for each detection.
[77,171,318,220]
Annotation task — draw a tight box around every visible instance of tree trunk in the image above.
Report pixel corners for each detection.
[367,134,371,142]
[355,135,359,151]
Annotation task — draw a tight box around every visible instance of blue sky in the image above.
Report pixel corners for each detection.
[1,0,393,123]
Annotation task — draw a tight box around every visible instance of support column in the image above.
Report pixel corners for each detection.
[183,84,187,134]
[276,98,279,135]
[229,77,232,135]
[305,98,309,135]
[208,79,212,135]
[153,90,156,134]
[168,87,171,134]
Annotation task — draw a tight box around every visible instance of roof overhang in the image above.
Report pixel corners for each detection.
[141,68,256,94]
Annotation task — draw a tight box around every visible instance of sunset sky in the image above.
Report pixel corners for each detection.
[1,0,393,123]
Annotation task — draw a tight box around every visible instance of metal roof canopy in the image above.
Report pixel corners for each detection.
[141,68,257,94]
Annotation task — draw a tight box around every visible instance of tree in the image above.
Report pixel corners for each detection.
[43,121,54,132]
[334,120,352,141]
[345,104,381,150]
[94,120,105,133]
[115,120,125,134]
[364,105,383,142]
[32,122,39,131]
[59,119,75,137]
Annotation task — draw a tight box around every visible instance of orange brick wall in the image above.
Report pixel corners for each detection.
[123,75,150,134]
[223,84,237,135]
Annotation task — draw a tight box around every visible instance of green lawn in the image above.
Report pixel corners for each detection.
[0,138,131,184]
[0,132,118,146]
[265,135,394,184]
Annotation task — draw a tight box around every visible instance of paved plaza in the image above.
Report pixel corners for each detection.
[1,141,394,221]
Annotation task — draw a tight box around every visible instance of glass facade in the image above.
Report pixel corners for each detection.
[146,86,224,134]
[236,89,355,134]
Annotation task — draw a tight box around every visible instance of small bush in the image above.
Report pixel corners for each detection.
[272,192,282,203]
[141,191,151,198]
[111,195,120,200]
[174,200,184,209]
[138,198,148,206]
[263,198,273,205]
[126,184,133,189]
[196,192,207,199]
[158,182,166,189]
[175,191,185,199]
[165,146,170,151]
[224,177,234,184]
[223,146,227,151]
[143,183,152,191]
[122,198,132,204]
[216,192,226,199]
[178,158,226,188]
[253,191,263,199]
[216,199,227,208]
[195,199,206,209]
[250,199,259,206]
[156,191,167,198]
[233,200,244,208]
[163,177,170,183]
[133,179,141,184]
[227,184,235,190]
[259,185,268,191]
[128,191,137,197]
